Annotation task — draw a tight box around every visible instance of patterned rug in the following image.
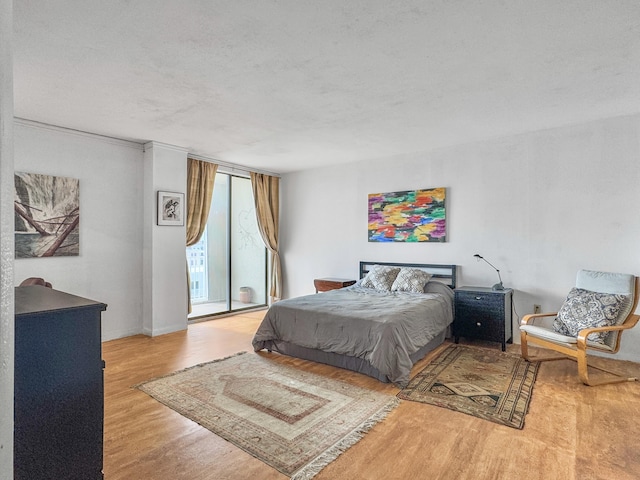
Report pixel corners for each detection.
[136,352,399,479]
[397,344,539,429]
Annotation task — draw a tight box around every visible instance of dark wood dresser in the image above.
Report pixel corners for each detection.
[14,286,107,480]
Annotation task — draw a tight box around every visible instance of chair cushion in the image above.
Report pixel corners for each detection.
[520,324,613,351]
[576,269,635,321]
[576,269,635,296]
[521,324,577,345]
[552,287,630,344]
[575,270,635,348]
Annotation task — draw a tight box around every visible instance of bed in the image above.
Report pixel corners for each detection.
[252,261,457,387]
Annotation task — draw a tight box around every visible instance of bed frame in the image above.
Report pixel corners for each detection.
[359,261,457,288]
[263,261,458,384]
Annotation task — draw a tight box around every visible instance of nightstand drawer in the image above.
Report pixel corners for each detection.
[314,278,356,293]
[455,291,504,312]
[454,314,501,341]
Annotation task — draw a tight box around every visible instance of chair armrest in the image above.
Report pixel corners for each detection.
[521,312,558,326]
[576,314,640,348]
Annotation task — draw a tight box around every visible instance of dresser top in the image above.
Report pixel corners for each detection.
[15,285,107,317]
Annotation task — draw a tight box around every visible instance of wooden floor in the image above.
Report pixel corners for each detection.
[103,310,640,480]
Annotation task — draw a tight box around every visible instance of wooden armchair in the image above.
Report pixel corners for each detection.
[520,270,639,386]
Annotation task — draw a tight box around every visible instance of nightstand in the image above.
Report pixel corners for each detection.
[453,286,513,351]
[314,278,356,293]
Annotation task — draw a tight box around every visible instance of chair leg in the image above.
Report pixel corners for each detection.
[576,348,638,386]
[520,331,530,360]
[520,331,568,363]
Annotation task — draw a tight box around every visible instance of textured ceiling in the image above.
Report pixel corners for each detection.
[13,1,640,173]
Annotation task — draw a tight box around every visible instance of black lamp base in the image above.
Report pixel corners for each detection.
[492,283,505,291]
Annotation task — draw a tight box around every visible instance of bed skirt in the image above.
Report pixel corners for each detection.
[260,329,448,385]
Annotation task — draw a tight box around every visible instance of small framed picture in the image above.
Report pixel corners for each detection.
[157,191,185,226]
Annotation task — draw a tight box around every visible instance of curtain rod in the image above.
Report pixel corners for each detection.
[188,153,281,178]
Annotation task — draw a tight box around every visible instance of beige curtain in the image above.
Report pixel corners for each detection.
[186,158,218,312]
[250,172,282,302]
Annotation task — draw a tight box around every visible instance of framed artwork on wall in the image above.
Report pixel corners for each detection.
[14,172,80,258]
[368,187,446,242]
[157,191,185,226]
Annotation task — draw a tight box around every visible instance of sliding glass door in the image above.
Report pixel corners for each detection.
[187,173,267,318]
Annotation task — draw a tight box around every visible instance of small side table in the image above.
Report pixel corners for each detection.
[314,278,356,293]
[453,286,513,351]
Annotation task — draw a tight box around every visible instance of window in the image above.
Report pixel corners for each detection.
[187,173,267,317]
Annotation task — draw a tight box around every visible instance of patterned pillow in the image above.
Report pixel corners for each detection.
[391,268,432,293]
[361,265,401,291]
[552,287,630,344]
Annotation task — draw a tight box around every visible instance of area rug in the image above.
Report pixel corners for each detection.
[135,352,399,479]
[397,344,539,429]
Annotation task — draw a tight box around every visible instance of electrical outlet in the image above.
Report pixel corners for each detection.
[534,304,541,314]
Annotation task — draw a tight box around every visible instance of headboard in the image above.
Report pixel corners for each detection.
[359,261,457,289]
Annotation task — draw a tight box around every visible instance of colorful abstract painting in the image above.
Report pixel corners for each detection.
[368,187,446,242]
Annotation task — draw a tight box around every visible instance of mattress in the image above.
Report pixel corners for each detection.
[252,282,454,387]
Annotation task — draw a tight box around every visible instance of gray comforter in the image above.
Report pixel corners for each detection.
[252,283,454,386]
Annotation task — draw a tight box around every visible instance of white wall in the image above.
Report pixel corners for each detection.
[280,114,640,362]
[14,121,144,341]
[142,142,188,336]
[11,113,640,362]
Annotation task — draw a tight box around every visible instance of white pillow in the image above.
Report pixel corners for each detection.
[361,265,401,291]
[391,268,432,293]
